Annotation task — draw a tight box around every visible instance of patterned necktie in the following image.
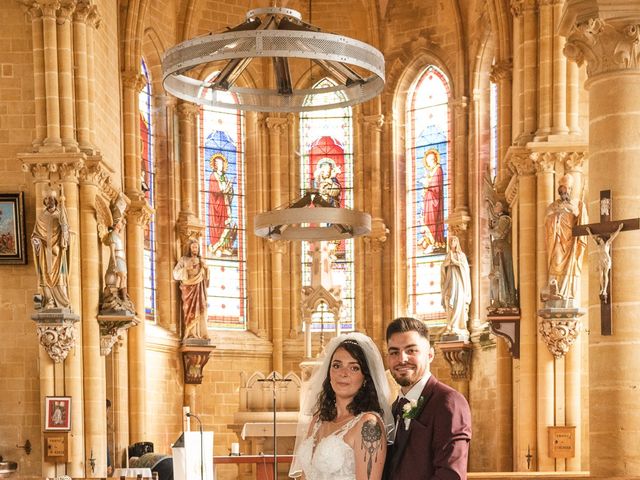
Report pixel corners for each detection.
[393,397,411,445]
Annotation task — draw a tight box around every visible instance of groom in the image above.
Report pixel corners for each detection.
[384,317,472,479]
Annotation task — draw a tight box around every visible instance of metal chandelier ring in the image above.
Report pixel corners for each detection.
[162,25,385,112]
[254,207,371,241]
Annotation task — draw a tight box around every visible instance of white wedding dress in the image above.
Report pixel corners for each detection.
[295,413,367,480]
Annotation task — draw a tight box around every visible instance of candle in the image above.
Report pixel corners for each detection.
[231,442,240,456]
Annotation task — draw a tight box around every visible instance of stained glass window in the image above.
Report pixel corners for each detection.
[198,80,247,330]
[489,80,498,180]
[300,78,355,332]
[406,65,451,318]
[140,59,157,322]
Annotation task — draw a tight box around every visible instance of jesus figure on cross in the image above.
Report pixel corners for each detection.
[586,223,623,303]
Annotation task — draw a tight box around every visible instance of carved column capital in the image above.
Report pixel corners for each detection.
[511,0,524,17]
[532,152,558,174]
[266,117,288,133]
[564,17,640,78]
[177,102,199,122]
[268,239,289,255]
[564,151,587,172]
[363,217,388,253]
[176,212,205,247]
[450,96,469,111]
[128,197,154,227]
[121,70,147,93]
[72,0,90,22]
[362,114,385,131]
[86,2,100,28]
[56,0,75,24]
[19,153,86,183]
[509,152,537,176]
[490,60,513,82]
[36,0,60,17]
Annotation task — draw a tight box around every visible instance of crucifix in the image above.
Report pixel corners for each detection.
[572,190,640,335]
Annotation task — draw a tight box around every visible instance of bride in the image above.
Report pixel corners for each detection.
[290,333,394,480]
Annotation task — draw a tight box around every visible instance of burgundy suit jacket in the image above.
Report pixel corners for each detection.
[384,375,472,480]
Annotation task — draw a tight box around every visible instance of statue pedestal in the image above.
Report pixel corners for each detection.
[180,342,215,384]
[435,340,473,380]
[537,306,585,359]
[32,308,80,363]
[97,311,138,356]
[487,308,521,358]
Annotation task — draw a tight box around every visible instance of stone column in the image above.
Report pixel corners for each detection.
[86,5,100,149]
[489,61,513,183]
[362,114,386,343]
[551,1,569,136]
[448,98,471,244]
[509,152,537,470]
[23,2,47,149]
[121,69,151,444]
[534,152,556,470]
[79,160,108,477]
[56,2,78,151]
[59,159,85,477]
[176,102,199,216]
[127,198,153,443]
[40,0,62,150]
[537,0,553,138]
[72,1,91,151]
[522,0,538,141]
[566,61,581,136]
[266,117,288,373]
[561,4,640,476]
[511,1,525,141]
[495,340,513,471]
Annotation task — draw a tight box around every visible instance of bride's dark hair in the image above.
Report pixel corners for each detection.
[316,339,383,421]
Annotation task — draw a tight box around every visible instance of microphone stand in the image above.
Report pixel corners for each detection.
[258,373,292,480]
[186,412,204,480]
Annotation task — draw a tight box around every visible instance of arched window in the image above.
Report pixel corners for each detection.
[198,80,247,330]
[406,65,451,318]
[300,78,355,332]
[140,59,156,322]
[489,80,498,180]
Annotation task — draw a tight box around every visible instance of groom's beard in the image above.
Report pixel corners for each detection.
[390,363,420,387]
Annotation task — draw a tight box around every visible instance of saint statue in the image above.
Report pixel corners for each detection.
[441,235,472,336]
[487,200,517,310]
[96,194,135,313]
[173,239,210,340]
[418,149,445,253]
[542,174,587,304]
[31,188,71,310]
[208,153,236,257]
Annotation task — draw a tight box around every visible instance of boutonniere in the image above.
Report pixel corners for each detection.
[402,396,425,429]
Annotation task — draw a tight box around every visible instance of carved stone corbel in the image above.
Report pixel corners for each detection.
[181,344,216,384]
[436,341,473,380]
[537,307,585,359]
[32,309,80,363]
[97,313,139,356]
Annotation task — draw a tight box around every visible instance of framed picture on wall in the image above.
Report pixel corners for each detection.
[45,396,72,431]
[0,192,27,264]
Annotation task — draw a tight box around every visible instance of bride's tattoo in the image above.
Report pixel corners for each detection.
[361,419,382,479]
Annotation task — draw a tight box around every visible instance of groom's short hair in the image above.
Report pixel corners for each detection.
[386,317,430,342]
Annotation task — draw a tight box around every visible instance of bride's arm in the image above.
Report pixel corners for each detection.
[352,413,387,480]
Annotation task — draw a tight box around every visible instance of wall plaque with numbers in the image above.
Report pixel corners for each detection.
[548,426,575,458]
[43,432,69,463]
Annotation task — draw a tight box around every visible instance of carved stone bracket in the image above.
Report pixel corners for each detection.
[446,210,471,237]
[128,195,154,227]
[436,341,473,380]
[32,308,80,363]
[537,307,585,359]
[488,311,521,358]
[177,211,205,248]
[181,344,216,385]
[19,153,86,184]
[363,217,388,253]
[97,312,139,356]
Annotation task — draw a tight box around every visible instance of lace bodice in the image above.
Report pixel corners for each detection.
[295,413,366,480]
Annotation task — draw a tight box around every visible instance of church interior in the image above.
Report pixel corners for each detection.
[1,0,640,478]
